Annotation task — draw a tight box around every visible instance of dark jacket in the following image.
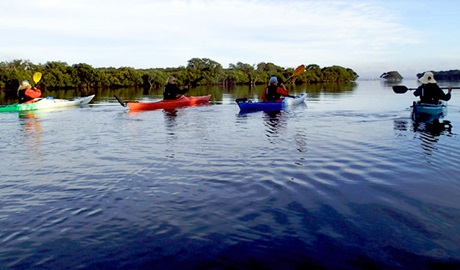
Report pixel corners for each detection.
[163,83,188,100]
[262,85,290,102]
[414,84,451,104]
[18,88,42,104]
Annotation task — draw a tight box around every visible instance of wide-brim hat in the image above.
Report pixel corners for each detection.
[419,71,436,84]
[17,80,31,90]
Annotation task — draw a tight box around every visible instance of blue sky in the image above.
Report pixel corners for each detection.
[1,0,459,79]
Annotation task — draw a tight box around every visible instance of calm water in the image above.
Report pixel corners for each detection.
[1,80,460,269]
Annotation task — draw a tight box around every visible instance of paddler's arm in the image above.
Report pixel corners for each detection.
[278,84,295,98]
[442,87,452,101]
[25,88,42,99]
[175,85,190,98]
[180,84,190,95]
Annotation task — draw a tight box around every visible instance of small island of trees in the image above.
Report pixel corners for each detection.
[380,71,403,81]
[0,58,359,91]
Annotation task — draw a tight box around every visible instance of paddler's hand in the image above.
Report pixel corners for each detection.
[448,87,452,94]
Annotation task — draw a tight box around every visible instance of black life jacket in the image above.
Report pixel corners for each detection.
[265,85,280,101]
[18,89,32,103]
[163,83,187,100]
[420,84,442,104]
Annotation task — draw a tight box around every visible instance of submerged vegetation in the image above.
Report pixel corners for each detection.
[0,58,358,91]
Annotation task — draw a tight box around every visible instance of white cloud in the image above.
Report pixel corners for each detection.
[2,0,457,78]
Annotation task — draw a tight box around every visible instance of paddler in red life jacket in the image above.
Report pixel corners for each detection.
[18,80,42,104]
[261,76,294,102]
[163,76,190,100]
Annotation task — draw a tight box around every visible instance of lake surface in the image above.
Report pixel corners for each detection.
[1,80,460,269]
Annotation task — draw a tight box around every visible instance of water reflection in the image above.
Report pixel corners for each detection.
[413,119,453,137]
[394,118,453,137]
[0,82,359,105]
[394,118,454,155]
[380,80,404,88]
[18,111,43,162]
[162,109,180,159]
[262,111,288,145]
[393,118,453,137]
[302,82,357,99]
[163,109,179,132]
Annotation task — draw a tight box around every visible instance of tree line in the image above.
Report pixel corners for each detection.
[416,70,460,81]
[0,58,359,91]
[381,70,460,82]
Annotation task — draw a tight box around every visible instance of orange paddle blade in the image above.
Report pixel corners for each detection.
[292,65,305,77]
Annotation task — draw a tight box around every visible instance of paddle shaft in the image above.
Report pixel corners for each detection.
[406,87,460,91]
[284,75,296,84]
[393,85,460,94]
[114,95,127,107]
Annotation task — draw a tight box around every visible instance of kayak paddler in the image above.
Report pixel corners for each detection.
[261,76,294,102]
[163,76,190,100]
[17,80,42,104]
[414,71,452,104]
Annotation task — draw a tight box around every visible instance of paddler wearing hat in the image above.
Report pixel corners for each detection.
[17,80,42,104]
[414,71,452,104]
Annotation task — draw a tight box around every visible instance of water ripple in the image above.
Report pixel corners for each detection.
[1,87,460,268]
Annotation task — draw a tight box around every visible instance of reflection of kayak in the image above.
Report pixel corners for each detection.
[411,100,447,122]
[0,95,95,113]
[123,95,212,112]
[236,93,307,113]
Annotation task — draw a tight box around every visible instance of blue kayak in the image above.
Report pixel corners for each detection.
[411,100,447,122]
[236,94,307,113]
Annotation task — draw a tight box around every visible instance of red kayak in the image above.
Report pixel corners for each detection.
[115,95,211,112]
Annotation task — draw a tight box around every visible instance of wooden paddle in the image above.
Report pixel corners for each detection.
[393,85,460,94]
[283,64,305,84]
[281,65,305,98]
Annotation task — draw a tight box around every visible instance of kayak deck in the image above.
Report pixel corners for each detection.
[0,95,95,113]
[236,93,307,113]
[126,95,211,111]
[411,100,447,122]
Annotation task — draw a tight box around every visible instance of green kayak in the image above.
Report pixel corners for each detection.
[0,95,95,113]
